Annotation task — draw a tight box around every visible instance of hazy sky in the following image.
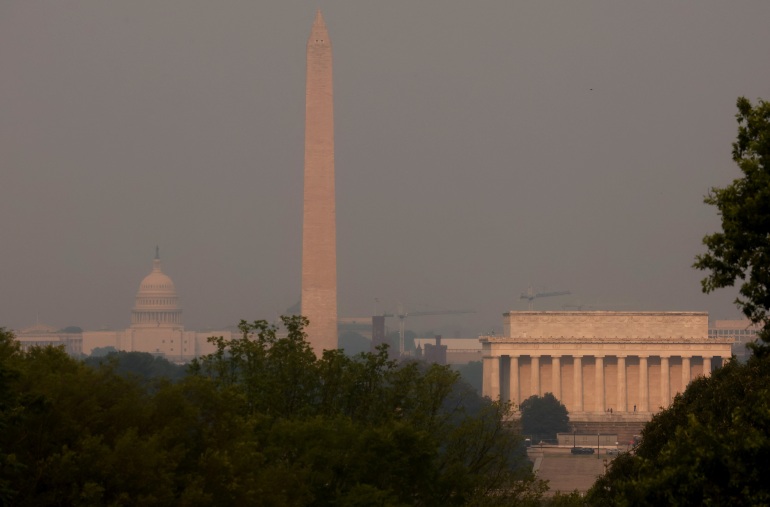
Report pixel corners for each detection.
[2,2,769,337]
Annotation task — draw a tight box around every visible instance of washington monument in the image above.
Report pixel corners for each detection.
[301,10,337,356]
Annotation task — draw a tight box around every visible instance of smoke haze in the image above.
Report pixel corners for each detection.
[2,1,769,336]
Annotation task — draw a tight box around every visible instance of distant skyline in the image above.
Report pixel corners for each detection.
[2,2,769,336]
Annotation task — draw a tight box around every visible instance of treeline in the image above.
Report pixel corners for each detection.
[0,318,546,506]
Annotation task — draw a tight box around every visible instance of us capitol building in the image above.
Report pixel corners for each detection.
[15,249,232,363]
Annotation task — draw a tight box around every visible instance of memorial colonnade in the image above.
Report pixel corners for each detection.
[480,312,733,416]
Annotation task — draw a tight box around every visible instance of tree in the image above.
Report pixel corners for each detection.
[0,333,180,506]
[89,346,118,357]
[84,351,186,384]
[0,319,547,505]
[189,317,546,505]
[694,97,770,347]
[586,353,770,506]
[0,328,22,504]
[189,316,320,418]
[519,393,570,442]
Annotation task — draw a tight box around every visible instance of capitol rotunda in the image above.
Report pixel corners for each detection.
[131,249,183,329]
[80,250,232,362]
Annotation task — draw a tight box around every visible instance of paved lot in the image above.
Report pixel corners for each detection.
[528,447,617,494]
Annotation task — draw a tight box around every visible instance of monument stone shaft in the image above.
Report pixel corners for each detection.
[302,10,338,356]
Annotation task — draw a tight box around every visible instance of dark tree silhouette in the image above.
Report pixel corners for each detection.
[519,392,570,441]
[694,97,770,349]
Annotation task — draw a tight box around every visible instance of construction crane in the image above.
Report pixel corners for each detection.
[393,305,475,356]
[520,286,571,310]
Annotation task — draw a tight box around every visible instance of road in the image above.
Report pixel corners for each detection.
[528,446,618,494]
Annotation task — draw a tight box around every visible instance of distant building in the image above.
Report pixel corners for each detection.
[79,250,232,362]
[15,323,82,356]
[421,335,448,365]
[709,319,761,362]
[369,315,399,358]
[15,250,233,363]
[413,337,482,364]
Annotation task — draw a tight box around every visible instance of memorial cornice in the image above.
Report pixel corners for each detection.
[502,311,707,317]
[479,336,733,345]
[500,311,711,340]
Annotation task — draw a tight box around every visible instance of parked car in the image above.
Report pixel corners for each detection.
[571,447,595,455]
[606,448,620,455]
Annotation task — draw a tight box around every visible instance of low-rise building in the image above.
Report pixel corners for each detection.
[709,319,760,362]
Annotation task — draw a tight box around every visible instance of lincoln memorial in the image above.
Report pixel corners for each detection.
[480,312,733,417]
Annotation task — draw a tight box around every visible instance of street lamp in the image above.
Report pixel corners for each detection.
[573,430,576,449]
[597,432,601,459]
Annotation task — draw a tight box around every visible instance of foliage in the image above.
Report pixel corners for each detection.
[519,393,570,442]
[0,319,546,506]
[585,354,770,506]
[694,97,770,347]
[0,329,161,505]
[84,351,186,384]
[89,346,118,357]
[540,491,585,506]
[0,328,21,505]
[189,316,545,505]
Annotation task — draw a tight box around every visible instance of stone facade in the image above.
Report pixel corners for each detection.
[480,312,733,416]
[301,10,338,357]
[15,323,82,356]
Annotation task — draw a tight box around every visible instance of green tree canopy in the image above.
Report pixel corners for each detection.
[519,393,570,442]
[586,354,770,506]
[694,97,770,347]
[0,320,548,505]
[189,317,545,505]
[84,351,186,384]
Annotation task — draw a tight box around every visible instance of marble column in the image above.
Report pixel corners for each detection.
[682,356,691,387]
[661,356,670,408]
[509,356,520,406]
[595,356,605,412]
[639,356,649,412]
[574,356,583,412]
[482,355,500,399]
[531,356,541,397]
[703,356,712,378]
[552,355,562,400]
[617,356,627,412]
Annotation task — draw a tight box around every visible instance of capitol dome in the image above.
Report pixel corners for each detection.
[131,248,183,328]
